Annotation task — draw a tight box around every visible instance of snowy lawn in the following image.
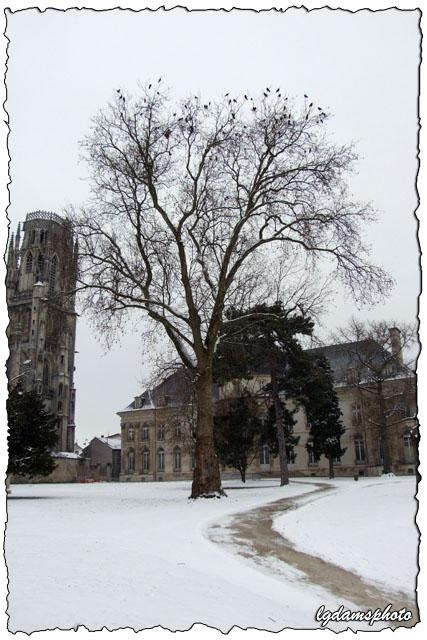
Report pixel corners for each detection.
[5,477,418,633]
[273,476,419,597]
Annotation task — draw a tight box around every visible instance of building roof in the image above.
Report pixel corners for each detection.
[120,369,195,412]
[98,435,121,450]
[119,337,413,413]
[306,340,411,384]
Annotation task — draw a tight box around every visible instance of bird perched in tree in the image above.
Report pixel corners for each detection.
[309,102,313,107]
[158,76,162,82]
[164,129,171,139]
[149,83,152,89]
[304,94,308,98]
[244,94,248,100]
[263,92,268,98]
[252,106,257,111]
[266,87,270,93]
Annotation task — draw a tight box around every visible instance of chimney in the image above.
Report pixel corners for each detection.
[389,327,403,364]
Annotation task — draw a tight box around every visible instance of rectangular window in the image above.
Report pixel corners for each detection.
[157,424,165,440]
[308,450,317,465]
[142,449,150,472]
[157,449,165,471]
[259,445,270,466]
[351,402,362,426]
[355,437,366,463]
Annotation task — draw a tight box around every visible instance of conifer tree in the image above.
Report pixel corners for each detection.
[215,301,313,485]
[303,354,346,479]
[7,386,58,478]
[214,394,274,482]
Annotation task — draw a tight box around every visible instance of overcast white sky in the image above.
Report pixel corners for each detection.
[2,2,421,444]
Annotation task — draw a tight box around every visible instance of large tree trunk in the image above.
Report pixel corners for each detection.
[190,366,224,498]
[328,455,335,479]
[270,369,289,486]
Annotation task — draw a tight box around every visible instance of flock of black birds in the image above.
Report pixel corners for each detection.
[114,83,328,139]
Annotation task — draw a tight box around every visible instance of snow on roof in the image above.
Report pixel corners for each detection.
[98,436,121,450]
[53,451,82,459]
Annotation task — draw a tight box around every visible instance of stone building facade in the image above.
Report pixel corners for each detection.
[118,333,417,482]
[118,371,197,481]
[6,210,78,452]
[83,434,122,480]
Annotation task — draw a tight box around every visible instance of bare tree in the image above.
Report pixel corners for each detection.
[332,319,418,474]
[73,82,392,498]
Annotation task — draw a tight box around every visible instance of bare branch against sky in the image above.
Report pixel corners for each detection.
[1,2,421,445]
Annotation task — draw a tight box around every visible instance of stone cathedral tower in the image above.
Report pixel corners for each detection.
[6,211,78,452]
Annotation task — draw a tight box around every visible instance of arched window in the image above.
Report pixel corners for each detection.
[37,253,45,279]
[127,449,135,472]
[157,447,165,471]
[25,252,33,273]
[57,401,63,413]
[42,361,49,388]
[128,425,135,441]
[173,447,181,471]
[142,448,150,472]
[58,383,63,397]
[49,255,57,296]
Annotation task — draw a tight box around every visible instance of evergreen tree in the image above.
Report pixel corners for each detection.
[303,354,346,479]
[215,301,313,485]
[214,395,274,482]
[264,402,300,464]
[7,386,58,478]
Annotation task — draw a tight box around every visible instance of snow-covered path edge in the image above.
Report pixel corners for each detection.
[205,480,419,630]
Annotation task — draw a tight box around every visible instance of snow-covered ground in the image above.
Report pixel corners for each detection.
[273,476,419,597]
[5,477,418,633]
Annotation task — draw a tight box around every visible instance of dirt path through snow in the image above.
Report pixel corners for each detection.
[207,482,418,628]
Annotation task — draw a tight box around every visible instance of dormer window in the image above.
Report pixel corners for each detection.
[134,396,144,408]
